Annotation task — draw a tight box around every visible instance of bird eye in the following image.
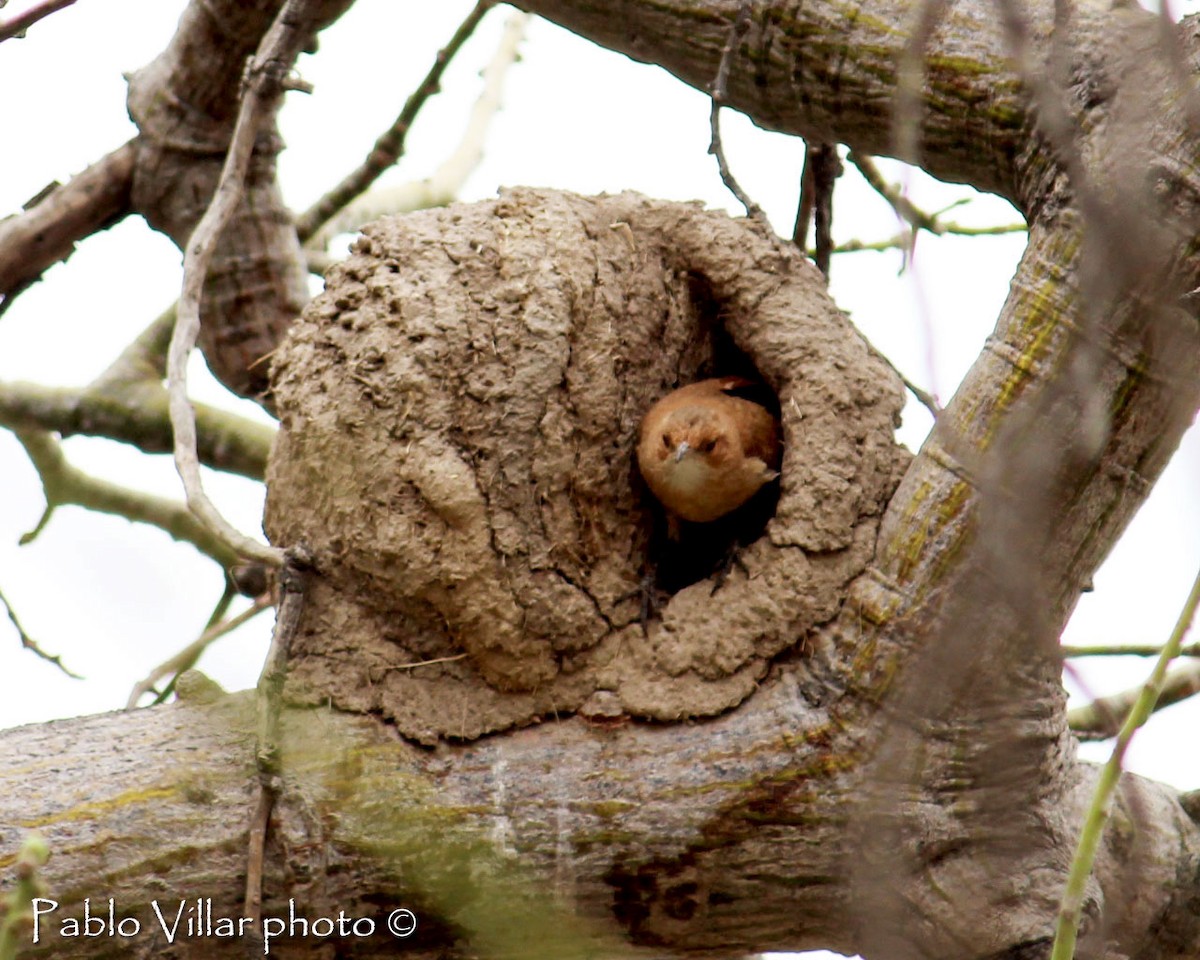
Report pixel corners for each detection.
[662,435,672,450]
[701,439,718,453]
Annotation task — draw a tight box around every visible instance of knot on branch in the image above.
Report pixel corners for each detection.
[265,189,907,743]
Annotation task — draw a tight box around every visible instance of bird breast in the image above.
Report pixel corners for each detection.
[642,443,773,523]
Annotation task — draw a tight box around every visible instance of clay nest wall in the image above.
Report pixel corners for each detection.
[265,188,910,744]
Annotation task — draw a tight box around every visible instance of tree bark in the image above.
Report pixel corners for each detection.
[4,0,1200,958]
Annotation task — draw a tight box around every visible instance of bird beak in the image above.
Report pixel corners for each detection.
[673,441,690,463]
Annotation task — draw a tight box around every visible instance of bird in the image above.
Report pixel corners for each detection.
[636,376,781,534]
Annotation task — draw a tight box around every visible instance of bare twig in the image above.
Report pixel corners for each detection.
[828,221,1026,254]
[126,593,273,709]
[0,0,77,42]
[1063,642,1200,658]
[295,0,497,243]
[168,0,318,569]
[1053,567,1200,957]
[0,583,81,679]
[1068,659,1200,740]
[847,151,1027,267]
[862,341,942,417]
[245,544,311,927]
[13,429,241,567]
[850,151,929,236]
[709,1,768,225]
[303,9,528,252]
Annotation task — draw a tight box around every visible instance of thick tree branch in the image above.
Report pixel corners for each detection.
[1,677,1196,959]
[125,0,356,401]
[512,0,1029,201]
[0,141,134,315]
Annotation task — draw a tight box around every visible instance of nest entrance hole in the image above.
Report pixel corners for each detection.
[639,272,784,596]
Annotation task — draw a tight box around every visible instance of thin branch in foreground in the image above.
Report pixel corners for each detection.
[708,1,768,226]
[245,544,311,928]
[303,9,528,253]
[168,1,316,569]
[893,0,951,166]
[295,0,497,243]
[0,0,76,42]
[0,583,81,679]
[126,592,273,710]
[1053,566,1200,958]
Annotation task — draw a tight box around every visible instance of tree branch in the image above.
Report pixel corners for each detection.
[0,379,272,480]
[166,0,328,568]
[12,429,240,568]
[126,0,355,400]
[707,2,768,225]
[302,9,528,252]
[295,0,497,244]
[828,220,1026,253]
[1,675,1196,959]
[1068,659,1200,740]
[0,0,77,42]
[0,141,134,315]
[0,583,81,679]
[511,0,1030,200]
[1053,566,1200,957]
[1063,642,1200,658]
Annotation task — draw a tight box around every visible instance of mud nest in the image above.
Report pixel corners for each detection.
[265,188,908,744]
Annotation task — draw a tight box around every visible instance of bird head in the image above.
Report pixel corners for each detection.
[656,408,730,474]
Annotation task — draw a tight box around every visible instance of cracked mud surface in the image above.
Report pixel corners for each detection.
[265,189,909,743]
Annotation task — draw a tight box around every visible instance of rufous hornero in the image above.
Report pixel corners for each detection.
[637,376,781,536]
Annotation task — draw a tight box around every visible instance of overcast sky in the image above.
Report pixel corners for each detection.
[1,0,1197,815]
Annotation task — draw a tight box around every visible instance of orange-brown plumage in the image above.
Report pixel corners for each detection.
[637,377,781,527]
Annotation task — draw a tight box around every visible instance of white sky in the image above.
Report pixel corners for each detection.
[0,6,1198,940]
